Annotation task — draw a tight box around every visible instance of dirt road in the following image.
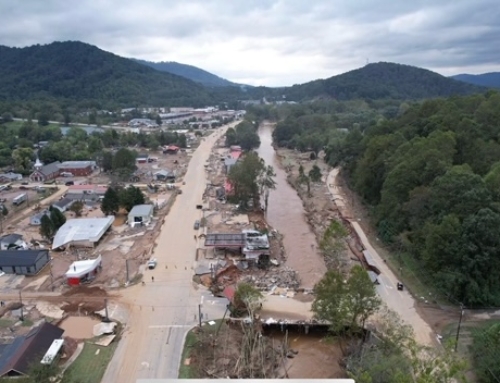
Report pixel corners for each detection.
[327,169,435,346]
[102,126,236,383]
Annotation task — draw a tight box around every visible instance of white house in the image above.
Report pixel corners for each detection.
[128,204,154,228]
[0,234,28,250]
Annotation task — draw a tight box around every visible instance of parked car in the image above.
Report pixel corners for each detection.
[19,186,27,190]
[193,220,200,230]
[397,282,404,291]
[147,259,157,270]
[21,181,28,185]
[65,181,74,186]
[196,204,203,210]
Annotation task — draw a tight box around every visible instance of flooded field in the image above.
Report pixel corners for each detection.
[59,316,100,339]
[257,123,327,288]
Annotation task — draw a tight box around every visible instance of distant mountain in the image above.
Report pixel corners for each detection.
[133,59,245,88]
[450,73,500,88]
[0,41,214,107]
[280,62,487,101]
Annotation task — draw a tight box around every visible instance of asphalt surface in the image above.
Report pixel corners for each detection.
[327,169,435,346]
[102,125,234,383]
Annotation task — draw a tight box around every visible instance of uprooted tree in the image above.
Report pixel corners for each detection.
[231,282,263,317]
[346,307,468,383]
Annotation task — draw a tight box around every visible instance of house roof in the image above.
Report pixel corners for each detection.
[224,158,237,167]
[230,151,242,160]
[53,198,75,209]
[58,161,93,169]
[0,234,23,244]
[154,169,173,177]
[52,216,115,249]
[36,161,61,177]
[0,172,21,180]
[204,233,246,247]
[0,322,64,376]
[128,204,154,217]
[0,250,48,268]
[67,185,107,193]
[65,255,102,279]
[137,153,149,159]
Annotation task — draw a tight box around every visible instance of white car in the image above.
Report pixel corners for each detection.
[147,259,157,270]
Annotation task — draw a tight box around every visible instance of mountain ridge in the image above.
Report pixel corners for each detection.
[132,58,245,88]
[450,72,500,88]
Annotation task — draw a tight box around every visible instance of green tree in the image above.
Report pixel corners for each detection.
[232,282,263,316]
[320,220,348,266]
[471,322,500,382]
[100,151,113,172]
[227,152,271,209]
[112,148,136,171]
[12,148,35,171]
[297,164,311,196]
[119,186,145,212]
[68,201,84,217]
[312,265,381,332]
[309,164,322,182]
[37,112,50,126]
[257,164,276,211]
[155,115,162,126]
[101,187,120,215]
[49,208,66,231]
[1,112,13,122]
[39,214,55,240]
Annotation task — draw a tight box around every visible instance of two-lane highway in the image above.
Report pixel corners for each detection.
[102,125,233,383]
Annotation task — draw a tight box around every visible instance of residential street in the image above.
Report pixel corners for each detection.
[102,124,234,383]
[327,168,435,346]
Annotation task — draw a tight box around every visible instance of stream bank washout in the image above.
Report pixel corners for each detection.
[257,122,327,289]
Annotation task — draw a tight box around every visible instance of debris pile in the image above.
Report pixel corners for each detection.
[240,267,300,291]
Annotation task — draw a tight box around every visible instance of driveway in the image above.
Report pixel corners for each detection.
[327,168,435,346]
[102,126,234,383]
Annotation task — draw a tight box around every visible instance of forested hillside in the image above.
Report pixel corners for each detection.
[329,91,500,306]
[281,62,487,102]
[133,59,241,87]
[0,41,214,107]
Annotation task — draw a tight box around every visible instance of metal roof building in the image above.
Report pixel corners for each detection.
[52,216,115,249]
[204,233,246,247]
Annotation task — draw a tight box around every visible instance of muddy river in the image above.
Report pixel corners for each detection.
[257,122,327,289]
[266,329,345,379]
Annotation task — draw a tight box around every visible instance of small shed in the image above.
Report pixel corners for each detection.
[30,210,50,226]
[153,169,175,182]
[0,250,50,275]
[136,153,149,164]
[128,204,154,228]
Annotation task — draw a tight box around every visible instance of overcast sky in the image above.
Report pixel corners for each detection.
[1,0,499,86]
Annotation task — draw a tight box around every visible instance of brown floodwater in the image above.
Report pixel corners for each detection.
[59,316,100,339]
[266,329,345,379]
[257,123,327,289]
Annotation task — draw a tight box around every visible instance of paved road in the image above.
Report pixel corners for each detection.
[327,169,435,346]
[102,125,234,383]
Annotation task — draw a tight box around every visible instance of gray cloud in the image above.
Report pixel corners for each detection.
[0,0,499,85]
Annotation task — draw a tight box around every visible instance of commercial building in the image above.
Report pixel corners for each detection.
[58,161,94,177]
[128,204,154,228]
[0,250,50,275]
[65,255,102,286]
[204,230,270,260]
[52,216,115,249]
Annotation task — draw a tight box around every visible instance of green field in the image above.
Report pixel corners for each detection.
[61,343,117,383]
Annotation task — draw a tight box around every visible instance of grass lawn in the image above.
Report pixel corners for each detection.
[61,342,117,383]
[178,320,226,378]
[178,328,199,379]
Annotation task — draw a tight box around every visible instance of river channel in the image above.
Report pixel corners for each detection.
[257,122,327,289]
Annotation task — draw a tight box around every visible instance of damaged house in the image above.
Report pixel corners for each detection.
[204,230,270,261]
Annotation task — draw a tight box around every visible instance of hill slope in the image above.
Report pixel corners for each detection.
[281,62,486,101]
[0,41,213,106]
[133,59,242,87]
[451,73,500,88]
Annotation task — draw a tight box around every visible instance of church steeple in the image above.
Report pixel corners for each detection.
[34,157,43,170]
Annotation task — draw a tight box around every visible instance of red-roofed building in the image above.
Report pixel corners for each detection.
[224,180,234,196]
[230,151,242,160]
[163,145,180,154]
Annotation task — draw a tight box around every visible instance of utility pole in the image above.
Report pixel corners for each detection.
[104,298,109,322]
[49,258,55,291]
[198,304,202,329]
[19,290,24,321]
[125,259,130,284]
[454,303,465,352]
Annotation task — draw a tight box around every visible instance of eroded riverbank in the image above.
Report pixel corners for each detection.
[257,122,327,289]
